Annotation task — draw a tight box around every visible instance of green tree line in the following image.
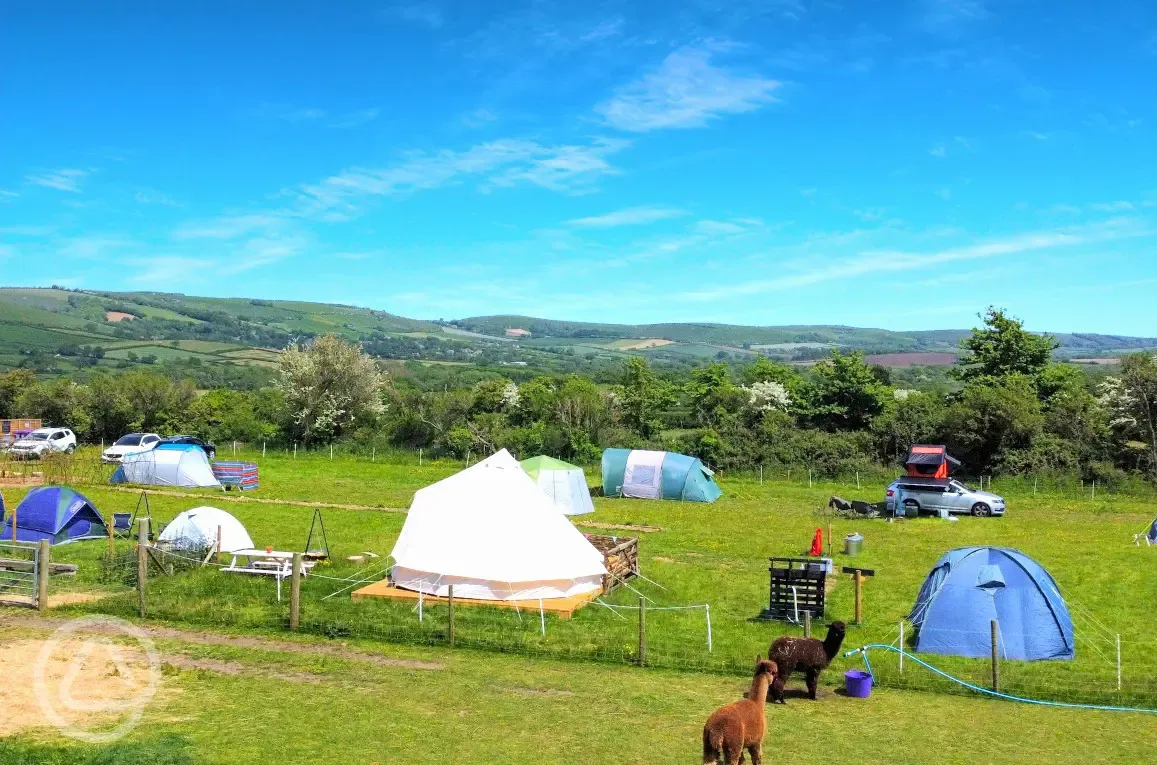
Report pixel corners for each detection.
[2,309,1155,483]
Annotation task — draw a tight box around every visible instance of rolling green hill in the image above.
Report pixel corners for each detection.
[1,288,1154,381]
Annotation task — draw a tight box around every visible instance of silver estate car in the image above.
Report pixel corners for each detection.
[886,478,1006,517]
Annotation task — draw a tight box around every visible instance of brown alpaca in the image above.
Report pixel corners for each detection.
[767,621,846,703]
[702,658,778,765]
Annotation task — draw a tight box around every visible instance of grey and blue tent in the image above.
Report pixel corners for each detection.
[2,486,107,545]
[600,449,722,503]
[909,546,1074,661]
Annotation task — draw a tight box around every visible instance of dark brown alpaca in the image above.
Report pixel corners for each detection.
[767,621,846,703]
[702,658,778,765]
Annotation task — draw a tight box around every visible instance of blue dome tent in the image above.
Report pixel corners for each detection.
[2,487,107,545]
[909,546,1074,661]
[600,449,722,503]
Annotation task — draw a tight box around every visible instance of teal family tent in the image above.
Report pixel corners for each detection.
[2,486,107,545]
[601,449,722,503]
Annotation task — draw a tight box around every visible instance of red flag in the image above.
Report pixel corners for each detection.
[809,528,823,557]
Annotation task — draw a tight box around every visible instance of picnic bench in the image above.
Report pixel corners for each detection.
[221,549,315,600]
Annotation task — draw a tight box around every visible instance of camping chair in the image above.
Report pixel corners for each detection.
[1134,518,1157,546]
[116,491,154,540]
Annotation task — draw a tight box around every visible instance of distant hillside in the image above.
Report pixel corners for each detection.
[1,288,1154,381]
[452,315,1157,359]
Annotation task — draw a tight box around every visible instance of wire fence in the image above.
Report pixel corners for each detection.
[71,549,1157,710]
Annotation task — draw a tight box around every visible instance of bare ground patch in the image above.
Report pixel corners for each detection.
[0,636,158,737]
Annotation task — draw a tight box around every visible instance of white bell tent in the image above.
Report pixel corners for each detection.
[111,444,221,489]
[158,506,254,553]
[390,449,606,602]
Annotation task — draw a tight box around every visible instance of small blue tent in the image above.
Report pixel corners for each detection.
[909,547,1074,661]
[601,449,722,503]
[2,487,107,545]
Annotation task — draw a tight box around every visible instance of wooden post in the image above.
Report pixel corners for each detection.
[808,468,813,488]
[638,596,647,666]
[854,571,864,625]
[289,553,302,631]
[372,447,376,463]
[36,539,50,612]
[1033,475,1037,496]
[262,441,266,458]
[856,471,860,489]
[293,443,297,459]
[447,584,455,647]
[991,620,1000,691]
[803,610,812,638]
[759,465,763,485]
[137,518,149,618]
[216,526,222,564]
[827,521,833,559]
[329,444,333,460]
[419,448,423,466]
[1092,480,1096,500]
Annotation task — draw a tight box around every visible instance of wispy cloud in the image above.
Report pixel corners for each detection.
[26,169,88,193]
[568,205,685,228]
[929,145,947,158]
[923,0,991,31]
[0,224,55,236]
[854,208,887,222]
[0,189,18,201]
[128,256,209,286]
[134,188,181,206]
[1023,131,1050,141]
[392,3,443,29]
[250,103,380,128]
[328,108,382,128]
[935,187,953,200]
[459,108,499,129]
[290,137,628,215]
[595,46,780,132]
[679,224,1136,302]
[1091,201,1135,213]
[172,213,287,240]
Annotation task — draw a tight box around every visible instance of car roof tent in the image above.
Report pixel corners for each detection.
[905,444,961,479]
[2,486,107,545]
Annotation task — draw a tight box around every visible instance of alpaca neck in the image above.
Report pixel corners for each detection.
[747,674,771,704]
[823,632,845,662]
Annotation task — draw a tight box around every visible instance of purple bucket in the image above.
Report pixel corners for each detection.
[844,670,873,699]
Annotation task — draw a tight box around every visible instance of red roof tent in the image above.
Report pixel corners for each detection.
[905,445,961,479]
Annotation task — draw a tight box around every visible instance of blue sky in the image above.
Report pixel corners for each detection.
[2,1,1156,333]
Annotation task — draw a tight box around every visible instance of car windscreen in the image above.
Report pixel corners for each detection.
[115,435,143,446]
[28,432,49,440]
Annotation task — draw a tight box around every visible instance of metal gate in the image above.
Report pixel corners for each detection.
[0,541,40,608]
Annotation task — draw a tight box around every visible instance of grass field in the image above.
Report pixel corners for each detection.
[2,617,1155,765]
[2,448,1156,762]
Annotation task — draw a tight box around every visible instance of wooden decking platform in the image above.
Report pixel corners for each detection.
[350,580,600,620]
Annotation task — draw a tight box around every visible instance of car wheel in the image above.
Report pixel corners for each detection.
[902,499,921,516]
[66,445,75,454]
[971,503,991,517]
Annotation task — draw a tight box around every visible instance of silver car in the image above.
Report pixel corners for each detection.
[886,478,1006,517]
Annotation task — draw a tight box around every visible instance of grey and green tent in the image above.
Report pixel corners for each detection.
[601,449,722,503]
[519,456,595,516]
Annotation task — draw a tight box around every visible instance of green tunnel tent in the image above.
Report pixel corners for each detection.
[519,456,595,515]
[601,449,722,503]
